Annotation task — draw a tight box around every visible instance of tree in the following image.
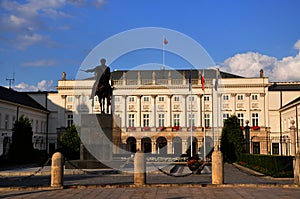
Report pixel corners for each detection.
[8,115,34,163]
[220,115,245,163]
[59,125,80,160]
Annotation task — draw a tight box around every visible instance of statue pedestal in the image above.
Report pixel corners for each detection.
[66,114,114,169]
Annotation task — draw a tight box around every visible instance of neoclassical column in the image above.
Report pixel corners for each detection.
[245,93,251,123]
[231,93,236,114]
[167,139,173,154]
[167,95,173,127]
[123,95,127,128]
[137,95,142,127]
[152,95,157,127]
[182,94,187,127]
[199,94,203,127]
[152,140,157,154]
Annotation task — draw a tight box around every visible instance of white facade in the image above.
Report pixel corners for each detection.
[0,88,49,156]
[2,69,299,157]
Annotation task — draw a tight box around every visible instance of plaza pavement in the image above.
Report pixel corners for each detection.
[0,163,299,198]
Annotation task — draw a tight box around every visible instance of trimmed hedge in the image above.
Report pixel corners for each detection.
[237,153,293,178]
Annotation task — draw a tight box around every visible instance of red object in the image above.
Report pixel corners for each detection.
[164,37,168,45]
[143,126,150,131]
[201,75,205,91]
[158,126,166,131]
[172,126,180,131]
[252,126,260,131]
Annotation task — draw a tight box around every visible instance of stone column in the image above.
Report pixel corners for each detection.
[212,149,224,184]
[294,152,300,185]
[167,139,173,154]
[134,151,146,186]
[51,152,64,188]
[290,120,296,156]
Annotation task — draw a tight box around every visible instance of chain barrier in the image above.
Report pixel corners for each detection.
[150,163,194,177]
[0,157,52,182]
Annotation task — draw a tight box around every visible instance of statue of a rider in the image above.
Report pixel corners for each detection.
[83,58,112,113]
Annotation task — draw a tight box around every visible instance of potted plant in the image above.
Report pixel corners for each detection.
[142,126,150,131]
[128,126,136,131]
[172,126,181,131]
[157,126,166,131]
[252,126,260,131]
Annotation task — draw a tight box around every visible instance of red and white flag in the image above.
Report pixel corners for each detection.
[164,37,168,45]
[201,71,205,91]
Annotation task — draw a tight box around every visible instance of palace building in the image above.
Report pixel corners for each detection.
[1,68,300,157]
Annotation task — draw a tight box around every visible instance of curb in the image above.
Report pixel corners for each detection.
[0,183,299,192]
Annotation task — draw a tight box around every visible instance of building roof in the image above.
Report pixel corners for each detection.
[0,86,49,113]
[111,69,243,80]
[268,82,300,91]
[280,96,300,111]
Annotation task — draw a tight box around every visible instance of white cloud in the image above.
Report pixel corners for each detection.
[15,33,45,49]
[221,40,300,82]
[13,80,54,91]
[0,0,106,49]
[294,40,300,50]
[22,59,56,67]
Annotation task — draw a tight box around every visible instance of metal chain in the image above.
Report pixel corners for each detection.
[0,157,52,181]
[150,163,194,177]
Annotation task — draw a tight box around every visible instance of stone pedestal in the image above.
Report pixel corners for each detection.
[51,152,64,188]
[134,151,146,186]
[294,152,300,185]
[212,150,224,184]
[66,114,116,169]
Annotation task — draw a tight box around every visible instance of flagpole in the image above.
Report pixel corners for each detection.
[162,36,166,70]
[189,70,193,157]
[202,69,206,161]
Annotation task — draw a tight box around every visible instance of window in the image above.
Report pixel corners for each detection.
[158,96,165,102]
[237,94,244,100]
[128,114,135,127]
[67,114,73,127]
[223,95,229,101]
[82,96,87,102]
[5,114,9,130]
[129,96,135,102]
[204,95,210,101]
[223,113,230,124]
[252,113,259,126]
[188,95,195,102]
[188,114,195,127]
[204,113,210,127]
[114,96,120,102]
[67,96,73,102]
[173,114,180,126]
[143,96,150,102]
[251,94,258,100]
[253,142,260,154]
[143,114,149,127]
[272,143,279,155]
[237,113,244,126]
[174,96,180,102]
[158,114,165,127]
[12,116,16,127]
[36,120,39,132]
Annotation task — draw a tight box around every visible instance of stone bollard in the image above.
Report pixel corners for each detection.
[294,152,300,185]
[134,151,146,186]
[212,150,224,184]
[51,152,64,188]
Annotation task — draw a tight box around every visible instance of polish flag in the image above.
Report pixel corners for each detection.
[164,37,168,45]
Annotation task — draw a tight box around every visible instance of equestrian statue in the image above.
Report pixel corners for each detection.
[83,58,112,114]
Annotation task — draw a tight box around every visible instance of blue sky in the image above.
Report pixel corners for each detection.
[0,0,300,91]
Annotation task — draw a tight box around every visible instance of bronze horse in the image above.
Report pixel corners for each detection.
[95,66,112,114]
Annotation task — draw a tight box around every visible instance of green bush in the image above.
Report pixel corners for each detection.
[237,154,293,178]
